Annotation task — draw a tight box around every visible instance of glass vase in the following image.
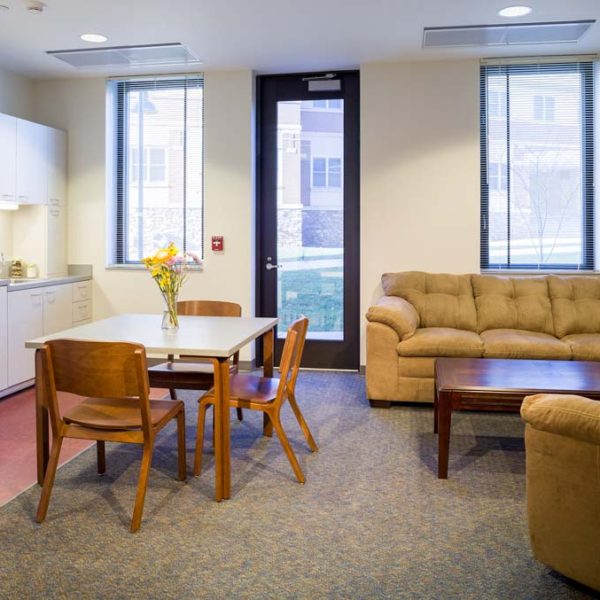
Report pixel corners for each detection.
[161,295,179,331]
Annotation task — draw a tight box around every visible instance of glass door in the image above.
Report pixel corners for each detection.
[257,72,359,369]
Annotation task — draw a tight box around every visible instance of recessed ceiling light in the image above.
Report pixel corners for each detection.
[80,33,108,43]
[498,5,532,17]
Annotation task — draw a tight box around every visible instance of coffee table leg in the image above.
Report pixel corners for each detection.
[433,382,439,434]
[437,391,452,479]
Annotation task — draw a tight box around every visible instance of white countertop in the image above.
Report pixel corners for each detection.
[0,274,91,291]
[25,313,278,358]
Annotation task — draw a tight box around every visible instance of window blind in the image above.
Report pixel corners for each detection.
[108,74,204,264]
[480,61,594,270]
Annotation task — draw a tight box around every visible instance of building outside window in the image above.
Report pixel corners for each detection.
[107,75,203,264]
[480,61,593,270]
[312,157,342,189]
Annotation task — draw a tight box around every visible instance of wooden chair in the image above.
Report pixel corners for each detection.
[36,339,186,533]
[147,300,244,422]
[194,316,317,483]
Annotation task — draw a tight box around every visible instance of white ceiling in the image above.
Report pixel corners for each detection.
[0,0,598,79]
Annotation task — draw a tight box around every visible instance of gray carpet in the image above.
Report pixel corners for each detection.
[0,372,597,599]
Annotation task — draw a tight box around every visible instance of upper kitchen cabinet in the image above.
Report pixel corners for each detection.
[0,113,17,205]
[16,118,48,205]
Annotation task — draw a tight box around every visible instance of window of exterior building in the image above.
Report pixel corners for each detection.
[107,75,203,264]
[480,61,593,270]
[312,157,342,189]
[533,95,555,121]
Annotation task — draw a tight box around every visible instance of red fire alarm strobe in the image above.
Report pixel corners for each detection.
[211,236,224,252]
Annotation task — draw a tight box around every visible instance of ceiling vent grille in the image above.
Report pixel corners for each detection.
[423,20,595,48]
[47,43,201,68]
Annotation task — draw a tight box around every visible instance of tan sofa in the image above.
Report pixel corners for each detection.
[521,394,600,592]
[366,272,600,406]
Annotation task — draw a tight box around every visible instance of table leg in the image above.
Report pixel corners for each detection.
[35,349,49,485]
[262,327,274,437]
[433,382,439,434]
[211,358,224,502]
[220,359,231,500]
[437,391,453,479]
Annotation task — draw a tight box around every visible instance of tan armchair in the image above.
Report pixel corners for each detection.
[521,394,600,592]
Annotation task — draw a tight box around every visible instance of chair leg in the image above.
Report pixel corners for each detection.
[263,413,273,437]
[270,411,305,484]
[236,407,244,422]
[97,440,106,474]
[36,434,64,523]
[287,391,318,452]
[176,410,186,481]
[130,441,154,533]
[194,400,210,476]
[169,388,178,400]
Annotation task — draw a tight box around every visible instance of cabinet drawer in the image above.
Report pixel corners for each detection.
[72,280,91,302]
[72,300,92,324]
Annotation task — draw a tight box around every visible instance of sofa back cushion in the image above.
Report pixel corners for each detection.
[548,276,600,338]
[472,275,554,335]
[381,271,477,331]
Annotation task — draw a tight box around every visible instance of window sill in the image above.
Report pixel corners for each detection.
[481,269,600,276]
[106,264,204,271]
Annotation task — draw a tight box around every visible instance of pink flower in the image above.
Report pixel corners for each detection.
[187,251,202,265]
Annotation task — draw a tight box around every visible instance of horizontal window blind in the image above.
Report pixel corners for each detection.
[480,61,594,270]
[108,74,204,264]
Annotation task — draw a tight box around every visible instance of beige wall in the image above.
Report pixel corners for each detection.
[0,66,34,257]
[360,60,480,362]
[31,70,256,358]
[27,60,481,366]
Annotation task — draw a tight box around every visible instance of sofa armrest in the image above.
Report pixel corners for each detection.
[521,394,600,446]
[366,296,419,341]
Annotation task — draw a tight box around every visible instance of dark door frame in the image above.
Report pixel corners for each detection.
[255,70,360,369]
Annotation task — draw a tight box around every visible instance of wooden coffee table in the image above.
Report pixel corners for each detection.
[434,357,600,479]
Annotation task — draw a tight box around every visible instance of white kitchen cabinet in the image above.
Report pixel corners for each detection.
[0,113,17,205]
[0,287,7,391]
[43,284,72,334]
[7,287,44,387]
[46,128,67,276]
[15,118,47,205]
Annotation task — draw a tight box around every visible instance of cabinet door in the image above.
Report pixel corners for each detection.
[0,113,17,204]
[0,288,7,391]
[7,288,44,386]
[46,128,67,276]
[43,284,72,334]
[16,119,47,205]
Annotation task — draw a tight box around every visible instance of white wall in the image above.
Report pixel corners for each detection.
[360,60,480,362]
[32,71,256,357]
[0,66,34,258]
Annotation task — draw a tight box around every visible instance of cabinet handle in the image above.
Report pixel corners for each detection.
[1,194,14,199]
[49,198,60,205]
[31,293,42,307]
[46,292,55,303]
[49,209,60,217]
[18,195,28,199]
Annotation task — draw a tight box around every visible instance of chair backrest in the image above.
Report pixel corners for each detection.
[41,339,151,435]
[177,300,242,317]
[275,317,309,403]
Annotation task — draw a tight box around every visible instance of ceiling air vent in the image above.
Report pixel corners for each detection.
[423,20,595,48]
[47,43,201,68]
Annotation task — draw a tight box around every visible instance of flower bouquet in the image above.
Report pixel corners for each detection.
[142,242,202,330]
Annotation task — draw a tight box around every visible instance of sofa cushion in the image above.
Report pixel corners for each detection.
[548,276,600,338]
[481,329,571,360]
[397,328,483,358]
[382,272,477,331]
[561,334,600,361]
[472,275,554,335]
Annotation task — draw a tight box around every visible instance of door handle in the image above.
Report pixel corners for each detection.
[265,262,282,271]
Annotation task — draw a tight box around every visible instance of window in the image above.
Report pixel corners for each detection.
[311,99,343,110]
[108,75,203,264]
[533,95,555,121]
[480,61,594,270]
[312,157,343,189]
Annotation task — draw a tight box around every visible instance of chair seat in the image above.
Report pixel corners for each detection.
[64,397,183,430]
[204,374,281,405]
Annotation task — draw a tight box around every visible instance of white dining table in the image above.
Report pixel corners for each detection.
[26,313,278,502]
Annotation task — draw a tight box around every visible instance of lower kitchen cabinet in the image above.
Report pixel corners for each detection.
[4,279,93,392]
[0,288,7,391]
[7,287,43,387]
